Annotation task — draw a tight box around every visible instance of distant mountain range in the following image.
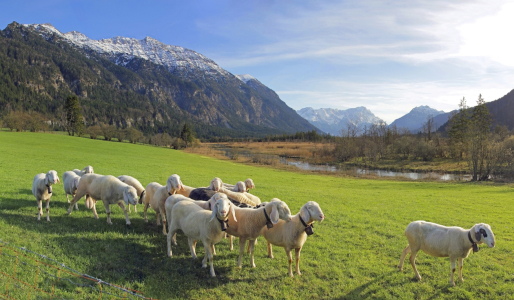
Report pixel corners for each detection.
[297,107,383,136]
[389,106,446,133]
[0,22,317,138]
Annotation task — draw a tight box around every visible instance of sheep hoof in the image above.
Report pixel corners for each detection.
[288,273,294,277]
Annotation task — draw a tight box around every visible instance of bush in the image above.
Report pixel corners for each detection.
[101,125,117,141]
[85,125,103,139]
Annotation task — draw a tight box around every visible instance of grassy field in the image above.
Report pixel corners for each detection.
[0,132,513,299]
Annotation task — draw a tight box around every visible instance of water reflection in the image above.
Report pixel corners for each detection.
[217,146,470,181]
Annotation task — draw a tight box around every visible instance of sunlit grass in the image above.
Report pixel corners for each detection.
[1,132,513,299]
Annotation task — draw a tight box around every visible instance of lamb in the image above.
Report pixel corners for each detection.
[32,170,60,221]
[398,221,496,286]
[167,196,237,277]
[62,171,81,211]
[117,175,145,213]
[260,201,325,277]
[164,193,226,247]
[225,198,292,268]
[67,174,138,225]
[72,165,94,176]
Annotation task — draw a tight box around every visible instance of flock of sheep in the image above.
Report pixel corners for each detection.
[32,166,324,278]
[32,167,496,284]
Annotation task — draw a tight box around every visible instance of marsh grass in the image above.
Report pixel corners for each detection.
[1,132,514,299]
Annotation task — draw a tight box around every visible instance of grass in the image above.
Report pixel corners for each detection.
[1,132,514,299]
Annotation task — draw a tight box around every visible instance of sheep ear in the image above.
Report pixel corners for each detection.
[300,205,310,222]
[231,203,237,222]
[44,174,49,186]
[270,206,279,224]
[210,202,218,222]
[57,177,60,183]
[475,225,482,241]
[123,189,129,205]
[166,180,172,194]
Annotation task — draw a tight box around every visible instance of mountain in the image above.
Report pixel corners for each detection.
[0,22,317,138]
[389,106,446,133]
[297,107,383,136]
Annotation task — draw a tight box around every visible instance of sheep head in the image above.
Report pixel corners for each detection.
[71,177,81,193]
[123,186,138,205]
[300,201,325,224]
[82,165,94,174]
[474,223,495,248]
[45,170,59,186]
[210,196,236,224]
[267,198,292,224]
[166,174,184,194]
[244,178,255,191]
[209,177,223,192]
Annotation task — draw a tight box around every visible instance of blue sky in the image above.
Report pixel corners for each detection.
[2,0,514,123]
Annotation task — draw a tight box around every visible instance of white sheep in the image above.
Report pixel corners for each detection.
[223,178,255,192]
[260,201,324,277]
[168,174,196,197]
[72,165,94,176]
[224,198,292,268]
[67,174,138,225]
[167,196,237,277]
[218,186,260,206]
[231,181,261,205]
[164,193,225,247]
[398,221,496,286]
[62,171,81,211]
[117,175,145,213]
[32,170,60,221]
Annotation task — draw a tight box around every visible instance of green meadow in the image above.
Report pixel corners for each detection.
[0,132,513,299]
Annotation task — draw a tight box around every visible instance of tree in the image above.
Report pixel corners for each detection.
[447,97,471,160]
[85,125,102,139]
[422,115,435,142]
[64,95,83,136]
[468,94,492,181]
[101,124,116,141]
[127,127,144,144]
[180,123,196,148]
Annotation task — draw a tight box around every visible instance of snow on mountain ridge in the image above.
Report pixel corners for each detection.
[236,74,256,84]
[23,23,229,80]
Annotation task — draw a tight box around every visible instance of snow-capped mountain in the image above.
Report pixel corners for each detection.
[297,107,383,136]
[23,23,230,81]
[389,106,446,133]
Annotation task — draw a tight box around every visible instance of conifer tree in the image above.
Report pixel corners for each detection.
[64,95,83,136]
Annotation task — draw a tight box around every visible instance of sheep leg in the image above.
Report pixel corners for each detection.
[117,202,131,225]
[203,241,215,277]
[286,249,294,277]
[167,227,177,257]
[68,190,87,214]
[458,258,464,282]
[128,204,132,213]
[66,194,70,203]
[188,238,197,260]
[143,202,149,222]
[409,250,421,280]
[450,257,456,286]
[295,247,302,275]
[267,241,274,259]
[398,245,411,271]
[156,212,161,226]
[92,200,98,219]
[237,237,247,268]
[103,201,112,225]
[212,244,216,256]
[160,201,167,235]
[248,239,256,268]
[45,200,50,222]
[229,234,234,251]
[37,199,42,221]
[133,204,137,213]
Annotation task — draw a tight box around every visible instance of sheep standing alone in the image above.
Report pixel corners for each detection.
[117,175,145,213]
[398,221,496,286]
[62,171,81,211]
[32,170,60,221]
[225,199,292,268]
[67,174,138,225]
[260,201,324,277]
[167,196,237,277]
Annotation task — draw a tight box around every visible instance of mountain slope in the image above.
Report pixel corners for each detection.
[0,22,316,138]
[21,23,316,134]
[389,106,446,132]
[297,107,383,136]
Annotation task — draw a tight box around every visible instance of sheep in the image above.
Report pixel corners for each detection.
[223,178,255,192]
[398,221,496,286]
[72,165,94,176]
[67,174,138,225]
[260,201,325,277]
[117,175,145,213]
[167,196,237,277]
[231,181,261,205]
[167,174,196,197]
[164,193,226,247]
[218,186,260,206]
[32,170,60,221]
[224,198,292,268]
[62,171,81,211]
